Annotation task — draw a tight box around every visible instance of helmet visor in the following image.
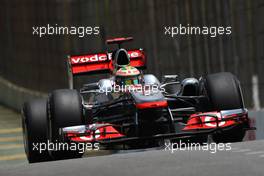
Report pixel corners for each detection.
[117,76,139,86]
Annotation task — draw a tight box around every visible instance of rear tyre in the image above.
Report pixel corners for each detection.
[48,89,84,160]
[204,72,245,143]
[22,99,52,163]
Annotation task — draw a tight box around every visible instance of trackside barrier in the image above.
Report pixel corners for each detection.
[246,111,264,141]
[0,76,47,111]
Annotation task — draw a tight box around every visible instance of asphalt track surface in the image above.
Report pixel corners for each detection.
[0,105,264,176]
[0,140,264,176]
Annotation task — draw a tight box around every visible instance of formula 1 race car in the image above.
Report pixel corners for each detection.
[22,37,254,163]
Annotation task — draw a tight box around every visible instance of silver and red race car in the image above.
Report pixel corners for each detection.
[22,37,254,163]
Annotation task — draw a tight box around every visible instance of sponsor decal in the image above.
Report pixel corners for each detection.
[204,116,225,127]
[71,50,142,64]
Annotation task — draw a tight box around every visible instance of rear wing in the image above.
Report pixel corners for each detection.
[67,49,147,88]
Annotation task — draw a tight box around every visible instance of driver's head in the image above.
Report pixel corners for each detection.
[115,66,140,86]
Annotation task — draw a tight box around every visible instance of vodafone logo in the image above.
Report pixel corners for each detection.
[79,136,93,141]
[95,129,100,139]
[71,50,142,65]
[71,53,110,64]
[204,116,225,127]
[128,51,140,58]
[79,129,100,141]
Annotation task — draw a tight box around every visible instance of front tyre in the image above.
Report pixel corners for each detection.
[48,89,84,160]
[22,99,52,163]
[204,72,244,111]
[204,72,246,143]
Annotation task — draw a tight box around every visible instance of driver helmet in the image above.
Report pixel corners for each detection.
[115,66,140,86]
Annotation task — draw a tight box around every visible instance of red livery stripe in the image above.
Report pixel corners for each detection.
[136,101,168,109]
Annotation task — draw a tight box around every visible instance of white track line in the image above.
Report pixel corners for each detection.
[245,151,264,155]
[232,149,251,153]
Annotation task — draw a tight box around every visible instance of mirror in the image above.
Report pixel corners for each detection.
[161,75,179,83]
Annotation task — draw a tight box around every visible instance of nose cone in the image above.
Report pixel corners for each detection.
[130,90,165,104]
